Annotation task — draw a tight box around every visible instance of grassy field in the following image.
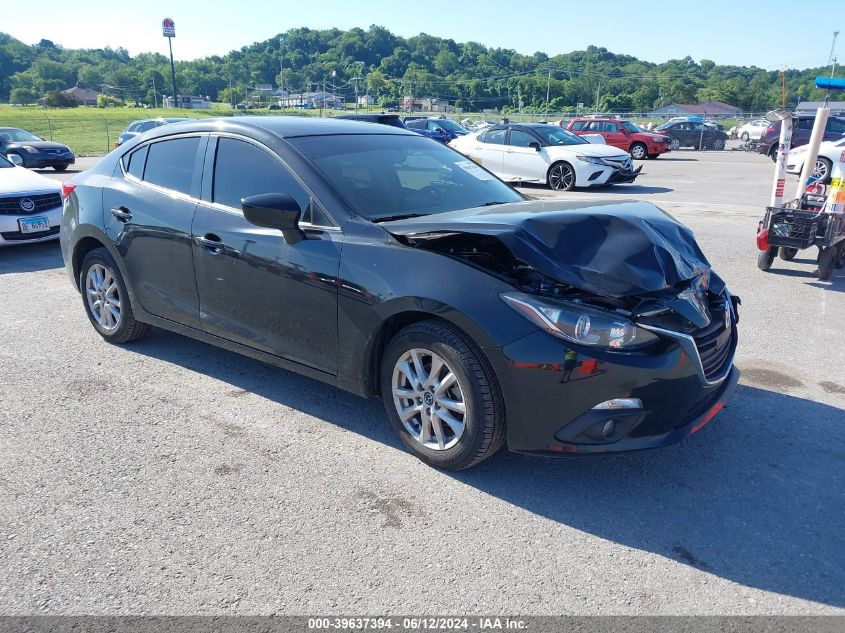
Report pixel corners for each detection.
[0,105,323,156]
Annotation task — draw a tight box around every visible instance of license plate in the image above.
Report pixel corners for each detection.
[19,216,50,234]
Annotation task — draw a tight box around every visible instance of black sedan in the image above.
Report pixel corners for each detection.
[0,127,75,171]
[60,117,739,470]
[653,121,728,151]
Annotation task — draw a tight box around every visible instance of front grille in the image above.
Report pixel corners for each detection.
[0,226,59,241]
[692,293,734,382]
[602,157,633,172]
[0,193,62,216]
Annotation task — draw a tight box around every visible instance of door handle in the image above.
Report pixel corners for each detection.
[110,206,132,222]
[195,234,224,254]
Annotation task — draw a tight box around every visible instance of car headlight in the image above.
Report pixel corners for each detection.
[501,292,659,350]
[575,154,605,165]
[20,145,38,153]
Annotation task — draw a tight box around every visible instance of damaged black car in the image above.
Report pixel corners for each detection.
[61,117,739,470]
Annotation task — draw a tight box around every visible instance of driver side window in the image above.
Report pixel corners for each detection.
[212,137,328,225]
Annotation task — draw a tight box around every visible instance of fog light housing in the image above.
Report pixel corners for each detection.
[592,398,643,410]
[602,419,617,438]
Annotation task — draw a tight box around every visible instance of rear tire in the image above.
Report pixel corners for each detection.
[779,247,798,261]
[629,143,647,160]
[53,165,68,172]
[646,154,660,159]
[757,248,776,271]
[817,247,836,280]
[79,247,150,344]
[380,320,505,470]
[711,138,726,150]
[768,145,778,161]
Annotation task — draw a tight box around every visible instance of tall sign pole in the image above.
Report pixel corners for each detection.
[162,18,178,109]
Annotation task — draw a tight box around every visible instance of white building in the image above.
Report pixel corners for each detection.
[164,95,211,110]
[357,95,375,106]
[277,91,342,109]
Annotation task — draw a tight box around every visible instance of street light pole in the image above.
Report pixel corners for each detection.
[162,18,178,109]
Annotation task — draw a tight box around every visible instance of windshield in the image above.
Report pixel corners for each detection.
[530,126,588,146]
[0,154,13,168]
[289,134,523,221]
[622,121,642,133]
[434,119,468,133]
[1,129,44,142]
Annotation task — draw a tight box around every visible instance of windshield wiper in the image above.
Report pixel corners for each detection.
[371,212,429,223]
[480,201,509,207]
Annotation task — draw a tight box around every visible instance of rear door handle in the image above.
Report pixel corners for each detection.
[110,206,132,222]
[195,234,224,254]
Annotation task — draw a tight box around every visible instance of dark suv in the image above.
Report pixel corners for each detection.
[758,115,845,159]
[653,121,728,151]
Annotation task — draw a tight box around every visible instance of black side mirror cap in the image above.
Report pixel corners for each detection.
[528,142,541,152]
[241,193,305,244]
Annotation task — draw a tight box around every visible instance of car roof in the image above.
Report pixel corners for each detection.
[0,127,25,131]
[141,115,415,140]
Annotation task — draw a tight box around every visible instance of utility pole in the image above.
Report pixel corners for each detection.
[594,80,601,114]
[279,35,285,101]
[151,76,158,108]
[544,69,551,121]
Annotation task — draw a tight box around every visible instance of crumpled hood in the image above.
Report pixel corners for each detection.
[382,199,713,299]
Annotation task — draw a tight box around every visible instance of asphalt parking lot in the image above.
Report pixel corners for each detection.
[1,149,843,615]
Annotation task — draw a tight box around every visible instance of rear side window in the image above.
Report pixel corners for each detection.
[212,138,311,219]
[826,118,845,133]
[480,129,506,144]
[125,145,148,180]
[143,137,201,195]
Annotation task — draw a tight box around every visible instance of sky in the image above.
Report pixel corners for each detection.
[4,0,842,71]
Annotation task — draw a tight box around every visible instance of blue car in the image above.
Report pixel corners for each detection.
[404,118,469,143]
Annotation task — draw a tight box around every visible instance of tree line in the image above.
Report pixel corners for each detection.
[0,27,838,112]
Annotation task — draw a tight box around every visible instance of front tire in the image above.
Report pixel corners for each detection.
[757,248,776,271]
[80,247,150,344]
[670,139,680,151]
[53,165,68,172]
[711,138,726,150]
[380,320,505,470]
[547,161,576,191]
[630,143,647,160]
[813,157,832,184]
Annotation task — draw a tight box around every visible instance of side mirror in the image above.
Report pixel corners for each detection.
[241,193,305,245]
[528,142,541,152]
[435,127,445,134]
[7,154,23,166]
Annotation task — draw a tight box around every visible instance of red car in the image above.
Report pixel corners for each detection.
[565,118,672,160]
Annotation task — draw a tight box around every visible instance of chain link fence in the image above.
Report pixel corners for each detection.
[0,107,773,156]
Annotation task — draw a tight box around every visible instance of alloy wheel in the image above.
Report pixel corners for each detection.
[85,263,122,331]
[391,348,467,451]
[548,163,574,191]
[812,159,830,182]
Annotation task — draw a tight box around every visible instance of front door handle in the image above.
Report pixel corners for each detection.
[110,206,132,222]
[195,234,224,254]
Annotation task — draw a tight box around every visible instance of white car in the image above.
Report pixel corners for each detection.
[449,123,640,191]
[735,119,769,141]
[786,136,845,183]
[0,153,63,245]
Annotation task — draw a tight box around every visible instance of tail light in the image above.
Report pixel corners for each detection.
[61,181,76,201]
[765,127,775,136]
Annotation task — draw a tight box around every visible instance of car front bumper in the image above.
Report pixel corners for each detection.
[485,329,738,456]
[17,152,75,169]
[0,206,62,245]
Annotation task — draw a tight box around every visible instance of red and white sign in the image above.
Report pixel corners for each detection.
[162,18,175,38]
